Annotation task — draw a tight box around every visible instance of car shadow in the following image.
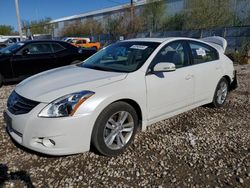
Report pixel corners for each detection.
[0,163,34,188]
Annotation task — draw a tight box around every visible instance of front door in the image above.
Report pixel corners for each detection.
[146,41,195,120]
[11,43,55,78]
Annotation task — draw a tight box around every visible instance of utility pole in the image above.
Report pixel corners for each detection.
[130,0,134,32]
[15,0,23,40]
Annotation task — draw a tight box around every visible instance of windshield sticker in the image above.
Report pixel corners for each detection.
[130,45,148,50]
[17,43,25,46]
[196,48,206,56]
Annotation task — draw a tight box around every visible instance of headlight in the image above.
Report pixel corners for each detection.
[38,91,95,118]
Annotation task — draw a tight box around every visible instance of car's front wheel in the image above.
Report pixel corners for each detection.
[91,102,138,156]
[212,77,229,107]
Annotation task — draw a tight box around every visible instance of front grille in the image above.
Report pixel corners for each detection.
[7,91,40,115]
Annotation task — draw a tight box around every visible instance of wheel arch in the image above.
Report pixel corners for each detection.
[222,75,231,85]
[110,98,143,131]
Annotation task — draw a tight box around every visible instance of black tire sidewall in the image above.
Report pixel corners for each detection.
[212,78,229,108]
[92,102,138,156]
[0,74,3,87]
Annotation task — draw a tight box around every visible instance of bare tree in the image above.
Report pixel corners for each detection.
[61,18,103,37]
[141,0,166,32]
[185,0,234,30]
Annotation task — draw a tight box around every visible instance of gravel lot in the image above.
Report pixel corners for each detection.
[0,65,250,188]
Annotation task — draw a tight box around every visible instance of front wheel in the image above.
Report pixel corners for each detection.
[91,102,138,156]
[211,78,229,108]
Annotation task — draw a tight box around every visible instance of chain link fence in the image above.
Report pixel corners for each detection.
[92,25,250,54]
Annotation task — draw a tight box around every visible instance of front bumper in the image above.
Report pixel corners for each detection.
[3,103,95,155]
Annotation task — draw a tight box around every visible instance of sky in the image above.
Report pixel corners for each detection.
[0,0,131,30]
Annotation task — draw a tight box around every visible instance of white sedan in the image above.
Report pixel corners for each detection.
[4,37,237,156]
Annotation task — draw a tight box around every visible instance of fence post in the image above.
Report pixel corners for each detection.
[223,27,227,38]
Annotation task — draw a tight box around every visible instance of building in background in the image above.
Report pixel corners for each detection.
[49,0,187,37]
[48,0,250,38]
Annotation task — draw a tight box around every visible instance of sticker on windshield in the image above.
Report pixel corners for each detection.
[130,45,148,50]
[196,48,206,56]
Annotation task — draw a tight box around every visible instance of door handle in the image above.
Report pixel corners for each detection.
[185,74,193,80]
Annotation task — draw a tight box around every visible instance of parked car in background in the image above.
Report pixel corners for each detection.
[31,34,53,40]
[0,40,96,86]
[69,38,100,50]
[62,37,90,43]
[0,35,27,49]
[4,37,237,156]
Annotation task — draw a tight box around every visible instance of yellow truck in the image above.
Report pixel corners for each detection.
[70,38,101,50]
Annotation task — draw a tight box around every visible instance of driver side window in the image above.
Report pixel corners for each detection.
[21,43,53,54]
[151,41,189,69]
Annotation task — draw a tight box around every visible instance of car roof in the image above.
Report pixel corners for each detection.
[124,38,174,43]
[124,37,211,44]
[19,40,65,44]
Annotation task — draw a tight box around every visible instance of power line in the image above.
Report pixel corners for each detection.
[104,0,126,5]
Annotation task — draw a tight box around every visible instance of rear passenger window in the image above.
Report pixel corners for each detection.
[25,43,53,54]
[52,43,65,52]
[189,41,219,64]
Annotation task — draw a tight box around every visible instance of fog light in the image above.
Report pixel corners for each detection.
[42,138,55,147]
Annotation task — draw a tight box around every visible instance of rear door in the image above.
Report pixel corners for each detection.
[51,42,74,67]
[187,41,222,103]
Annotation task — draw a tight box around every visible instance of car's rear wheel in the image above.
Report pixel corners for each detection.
[0,74,3,87]
[91,102,138,156]
[212,78,229,108]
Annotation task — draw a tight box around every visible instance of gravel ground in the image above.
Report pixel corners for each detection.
[0,65,250,188]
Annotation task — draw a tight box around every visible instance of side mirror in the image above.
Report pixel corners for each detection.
[153,62,176,72]
[22,49,30,55]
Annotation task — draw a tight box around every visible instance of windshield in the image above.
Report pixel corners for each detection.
[80,41,160,72]
[70,39,78,43]
[0,42,24,54]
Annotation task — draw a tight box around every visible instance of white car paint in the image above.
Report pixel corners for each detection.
[5,37,236,155]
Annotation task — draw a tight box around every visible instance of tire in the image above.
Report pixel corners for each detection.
[211,77,229,108]
[91,102,138,156]
[70,60,81,65]
[0,74,3,87]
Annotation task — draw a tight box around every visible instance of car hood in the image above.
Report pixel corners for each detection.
[15,65,127,103]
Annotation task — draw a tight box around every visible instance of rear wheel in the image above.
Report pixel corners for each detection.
[211,78,229,108]
[0,74,3,87]
[91,102,138,156]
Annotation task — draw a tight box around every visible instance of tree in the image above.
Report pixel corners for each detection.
[0,25,14,35]
[81,19,103,36]
[61,19,103,37]
[22,17,52,35]
[163,12,186,31]
[105,14,129,39]
[141,0,166,32]
[185,0,234,30]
